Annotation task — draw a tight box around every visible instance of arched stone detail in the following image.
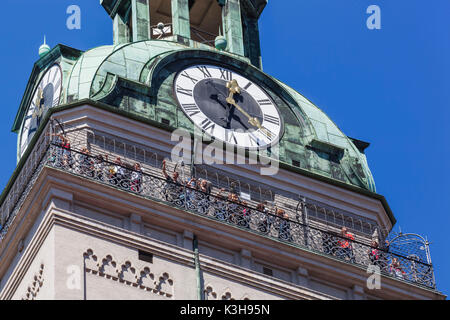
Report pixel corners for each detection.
[221,288,234,300]
[99,254,118,280]
[204,285,217,300]
[138,266,155,290]
[81,249,174,298]
[118,261,138,285]
[22,263,44,300]
[83,248,99,273]
[155,272,174,298]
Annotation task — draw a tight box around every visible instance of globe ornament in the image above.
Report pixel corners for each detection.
[214,35,227,51]
[157,22,165,30]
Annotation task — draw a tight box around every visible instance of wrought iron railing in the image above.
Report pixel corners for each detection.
[40,143,436,289]
[0,122,52,240]
[149,22,218,47]
[150,23,173,40]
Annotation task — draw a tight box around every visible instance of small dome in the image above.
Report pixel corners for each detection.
[39,36,51,57]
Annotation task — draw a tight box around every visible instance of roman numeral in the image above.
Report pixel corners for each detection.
[219,68,233,81]
[243,82,253,90]
[182,104,200,117]
[257,99,272,106]
[197,66,212,78]
[176,85,193,97]
[181,71,198,84]
[260,127,275,141]
[44,71,50,84]
[54,78,61,92]
[263,114,280,126]
[201,119,216,134]
[225,131,238,144]
[28,127,37,136]
[51,68,58,83]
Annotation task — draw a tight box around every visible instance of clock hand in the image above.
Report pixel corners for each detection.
[226,96,261,129]
[226,79,241,96]
[32,88,44,119]
[226,80,274,140]
[225,80,261,128]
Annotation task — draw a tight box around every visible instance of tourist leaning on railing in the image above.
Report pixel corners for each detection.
[337,227,356,263]
[275,207,292,241]
[368,240,381,266]
[390,257,406,279]
[131,162,143,193]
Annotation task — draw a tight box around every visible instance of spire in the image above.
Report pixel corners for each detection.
[39,35,51,58]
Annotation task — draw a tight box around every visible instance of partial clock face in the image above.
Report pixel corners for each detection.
[19,64,62,158]
[174,64,282,150]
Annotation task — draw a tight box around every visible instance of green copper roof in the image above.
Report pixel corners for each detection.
[14,38,377,193]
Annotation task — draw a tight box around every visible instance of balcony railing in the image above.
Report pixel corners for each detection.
[35,142,435,289]
[150,23,218,47]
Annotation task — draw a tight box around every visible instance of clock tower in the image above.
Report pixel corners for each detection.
[0,0,443,300]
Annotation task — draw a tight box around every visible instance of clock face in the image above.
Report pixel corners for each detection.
[19,64,62,158]
[174,64,282,150]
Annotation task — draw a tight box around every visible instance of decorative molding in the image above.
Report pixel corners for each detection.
[221,288,235,300]
[83,248,173,298]
[204,284,217,300]
[22,263,44,300]
[205,284,251,300]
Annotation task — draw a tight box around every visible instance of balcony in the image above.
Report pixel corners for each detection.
[0,120,437,290]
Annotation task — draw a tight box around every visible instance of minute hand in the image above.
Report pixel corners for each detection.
[226,96,261,128]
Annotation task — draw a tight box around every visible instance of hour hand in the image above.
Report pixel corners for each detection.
[226,79,241,96]
[226,96,261,129]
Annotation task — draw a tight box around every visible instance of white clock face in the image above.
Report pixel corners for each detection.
[174,64,282,150]
[19,64,62,158]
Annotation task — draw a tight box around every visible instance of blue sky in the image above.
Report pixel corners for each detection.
[0,0,448,297]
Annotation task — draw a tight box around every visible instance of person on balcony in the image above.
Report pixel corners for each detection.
[212,188,228,221]
[78,147,94,177]
[378,239,391,272]
[131,162,143,193]
[227,192,240,224]
[60,135,72,168]
[368,240,382,267]
[238,200,251,229]
[390,257,406,279]
[257,201,273,234]
[337,227,355,263]
[47,132,65,166]
[93,154,106,181]
[162,160,184,203]
[196,179,211,215]
[108,157,125,186]
[276,207,292,242]
[186,177,198,209]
